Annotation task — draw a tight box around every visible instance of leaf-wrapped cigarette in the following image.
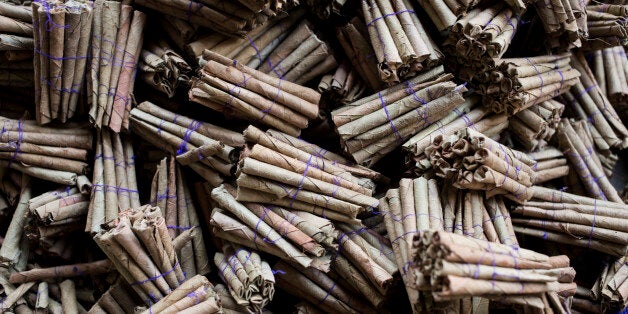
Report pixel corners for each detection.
[190,10,303,64]
[0,2,34,86]
[214,243,274,313]
[332,67,468,166]
[135,0,297,36]
[479,54,580,115]
[413,230,576,307]
[88,2,145,132]
[86,129,140,234]
[360,0,443,85]
[265,24,337,85]
[235,125,380,222]
[425,127,536,203]
[0,117,93,186]
[444,2,520,81]
[591,256,628,310]
[190,51,321,137]
[585,3,628,49]
[274,259,378,313]
[512,186,628,256]
[24,186,89,250]
[211,184,332,272]
[532,0,587,50]
[509,100,565,151]
[94,205,185,305]
[528,147,570,183]
[140,275,221,314]
[556,118,622,202]
[589,47,628,116]
[318,61,367,107]
[336,16,383,91]
[561,51,628,149]
[32,0,92,124]
[130,101,244,186]
[416,0,482,30]
[149,156,210,277]
[139,38,191,98]
[0,173,29,267]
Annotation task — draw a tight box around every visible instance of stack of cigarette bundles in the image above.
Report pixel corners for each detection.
[0,116,92,186]
[513,186,628,257]
[130,101,245,186]
[479,54,580,115]
[86,129,140,234]
[139,38,192,98]
[149,156,210,277]
[331,67,467,167]
[94,205,186,305]
[413,230,577,309]
[360,0,443,85]
[426,127,537,203]
[33,0,92,124]
[88,0,146,132]
[190,51,321,137]
[443,2,519,81]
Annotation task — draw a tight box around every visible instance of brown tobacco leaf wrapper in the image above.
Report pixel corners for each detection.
[416,0,481,30]
[585,4,628,49]
[444,3,519,81]
[140,275,220,314]
[33,1,92,124]
[414,230,575,307]
[9,260,112,284]
[556,119,622,202]
[214,244,275,313]
[135,0,298,36]
[426,127,535,203]
[562,52,628,150]
[479,54,580,115]
[332,68,467,166]
[130,101,243,186]
[589,47,628,123]
[86,130,138,234]
[533,0,586,50]
[88,4,145,132]
[361,0,442,85]
[149,156,210,277]
[191,51,320,137]
[509,100,565,151]
[211,184,331,272]
[94,206,184,305]
[140,39,192,98]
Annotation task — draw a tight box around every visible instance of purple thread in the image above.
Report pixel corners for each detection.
[378,92,403,142]
[176,120,202,155]
[366,9,415,26]
[91,184,139,194]
[131,261,180,286]
[289,155,313,207]
[7,119,23,167]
